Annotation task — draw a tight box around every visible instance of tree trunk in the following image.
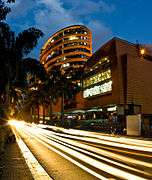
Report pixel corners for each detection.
[49,98,53,124]
[31,107,34,122]
[37,103,40,123]
[61,90,64,126]
[43,104,45,124]
[3,83,10,118]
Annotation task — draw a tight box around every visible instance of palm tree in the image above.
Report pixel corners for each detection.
[0,0,15,21]
[48,66,81,127]
[10,58,48,122]
[0,0,44,118]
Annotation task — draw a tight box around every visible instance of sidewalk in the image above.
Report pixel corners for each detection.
[0,141,33,180]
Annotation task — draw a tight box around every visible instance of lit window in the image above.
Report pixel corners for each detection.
[46,55,51,60]
[83,81,112,98]
[51,51,55,55]
[83,69,111,88]
[61,57,66,61]
[51,39,54,43]
[66,76,71,79]
[62,63,70,68]
[99,57,110,64]
[69,36,79,41]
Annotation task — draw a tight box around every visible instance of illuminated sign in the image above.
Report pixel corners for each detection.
[83,81,112,98]
[107,106,117,112]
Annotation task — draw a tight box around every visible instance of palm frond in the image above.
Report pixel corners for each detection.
[0,1,11,21]
[22,57,47,81]
[15,28,44,56]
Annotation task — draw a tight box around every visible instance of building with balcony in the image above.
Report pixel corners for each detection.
[40,25,92,78]
[40,33,152,136]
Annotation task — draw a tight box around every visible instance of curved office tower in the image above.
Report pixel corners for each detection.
[40,25,92,78]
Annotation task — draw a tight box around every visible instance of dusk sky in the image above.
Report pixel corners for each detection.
[7,0,152,59]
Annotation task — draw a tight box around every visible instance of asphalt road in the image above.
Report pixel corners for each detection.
[13,123,152,180]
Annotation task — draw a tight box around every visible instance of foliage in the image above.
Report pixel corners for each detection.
[0,0,15,21]
[0,0,45,120]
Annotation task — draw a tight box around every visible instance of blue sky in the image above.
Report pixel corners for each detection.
[7,0,152,59]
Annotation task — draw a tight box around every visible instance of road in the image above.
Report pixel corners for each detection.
[11,122,152,180]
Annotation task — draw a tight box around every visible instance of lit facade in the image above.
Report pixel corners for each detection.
[39,34,152,136]
[72,37,152,136]
[40,25,92,75]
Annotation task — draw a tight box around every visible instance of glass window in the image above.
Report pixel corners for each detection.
[83,69,111,88]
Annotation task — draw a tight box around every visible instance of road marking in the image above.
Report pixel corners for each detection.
[12,127,52,180]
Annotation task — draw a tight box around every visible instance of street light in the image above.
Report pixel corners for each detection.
[140,48,145,56]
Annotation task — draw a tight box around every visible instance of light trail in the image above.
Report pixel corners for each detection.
[22,128,147,180]
[36,126,152,152]
[38,130,152,170]
[22,125,151,179]
[20,128,108,180]
[12,122,152,180]
[39,125,152,148]
[39,131,152,176]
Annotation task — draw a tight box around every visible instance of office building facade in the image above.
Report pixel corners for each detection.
[40,25,92,77]
[73,37,152,136]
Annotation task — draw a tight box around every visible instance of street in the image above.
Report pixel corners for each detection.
[11,122,152,180]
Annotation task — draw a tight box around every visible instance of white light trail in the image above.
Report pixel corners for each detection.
[21,126,149,180]
[40,132,151,176]
[13,123,152,180]
[39,130,152,170]
[20,128,108,180]
[39,125,152,148]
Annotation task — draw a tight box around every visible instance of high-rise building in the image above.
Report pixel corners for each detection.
[40,25,92,77]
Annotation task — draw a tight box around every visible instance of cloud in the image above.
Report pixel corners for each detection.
[68,0,115,16]
[8,0,35,19]
[87,20,112,51]
[30,0,81,58]
[7,0,115,58]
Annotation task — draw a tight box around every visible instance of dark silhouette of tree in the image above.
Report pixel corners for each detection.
[0,0,15,21]
[0,0,44,119]
[48,66,81,127]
